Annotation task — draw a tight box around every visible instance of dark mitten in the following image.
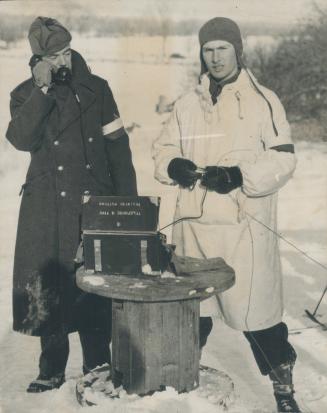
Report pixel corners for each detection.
[201,166,243,194]
[167,157,197,188]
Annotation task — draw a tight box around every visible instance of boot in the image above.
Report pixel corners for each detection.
[269,361,301,413]
[26,372,65,393]
[199,317,213,349]
[199,317,213,359]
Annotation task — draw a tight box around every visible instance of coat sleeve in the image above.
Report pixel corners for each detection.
[152,102,183,185]
[101,81,137,195]
[6,86,55,152]
[238,91,297,197]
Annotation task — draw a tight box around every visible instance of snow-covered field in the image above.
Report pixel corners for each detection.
[1,35,327,413]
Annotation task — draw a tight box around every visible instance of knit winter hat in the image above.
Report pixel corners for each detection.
[199,17,243,74]
[28,17,72,56]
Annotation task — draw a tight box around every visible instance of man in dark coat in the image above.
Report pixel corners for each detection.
[6,17,137,392]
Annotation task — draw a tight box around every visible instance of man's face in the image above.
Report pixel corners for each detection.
[43,45,72,73]
[202,40,238,81]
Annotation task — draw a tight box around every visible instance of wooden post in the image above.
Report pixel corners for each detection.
[112,299,200,395]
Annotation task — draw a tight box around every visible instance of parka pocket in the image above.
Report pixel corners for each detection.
[19,171,51,196]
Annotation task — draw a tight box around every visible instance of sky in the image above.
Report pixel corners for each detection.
[0,0,323,25]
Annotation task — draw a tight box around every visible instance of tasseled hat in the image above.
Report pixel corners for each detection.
[199,17,243,75]
[28,16,72,56]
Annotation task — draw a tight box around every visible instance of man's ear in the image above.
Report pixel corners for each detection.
[29,55,43,69]
[200,52,207,76]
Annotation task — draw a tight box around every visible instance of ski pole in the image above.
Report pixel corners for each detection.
[307,284,327,317]
[305,284,327,329]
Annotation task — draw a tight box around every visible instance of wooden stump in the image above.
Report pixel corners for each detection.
[112,298,200,395]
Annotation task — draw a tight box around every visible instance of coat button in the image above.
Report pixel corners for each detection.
[88,137,94,142]
[60,191,66,197]
[57,165,64,171]
[54,140,59,146]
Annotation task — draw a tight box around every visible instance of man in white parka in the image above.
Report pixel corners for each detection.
[152,17,301,413]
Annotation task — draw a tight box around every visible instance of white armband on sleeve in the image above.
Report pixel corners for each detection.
[102,117,125,140]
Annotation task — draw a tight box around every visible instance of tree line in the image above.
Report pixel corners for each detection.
[248,3,327,140]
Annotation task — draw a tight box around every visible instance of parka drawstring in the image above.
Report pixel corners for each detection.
[244,68,279,137]
[235,91,244,120]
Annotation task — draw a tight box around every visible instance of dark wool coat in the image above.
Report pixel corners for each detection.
[6,50,137,336]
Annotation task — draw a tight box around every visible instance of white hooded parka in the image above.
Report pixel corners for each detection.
[152,70,296,331]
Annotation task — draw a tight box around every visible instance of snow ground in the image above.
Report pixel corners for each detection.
[1,36,327,413]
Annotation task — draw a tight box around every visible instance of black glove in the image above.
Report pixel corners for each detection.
[167,157,197,188]
[201,166,243,194]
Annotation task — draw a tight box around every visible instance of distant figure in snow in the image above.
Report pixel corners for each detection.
[6,17,137,393]
[152,17,301,412]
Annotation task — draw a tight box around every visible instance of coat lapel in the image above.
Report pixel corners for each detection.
[57,83,96,135]
[57,50,97,136]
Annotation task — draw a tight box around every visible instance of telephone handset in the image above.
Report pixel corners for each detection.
[29,55,72,85]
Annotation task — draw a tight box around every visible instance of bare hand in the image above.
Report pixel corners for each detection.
[32,60,53,88]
